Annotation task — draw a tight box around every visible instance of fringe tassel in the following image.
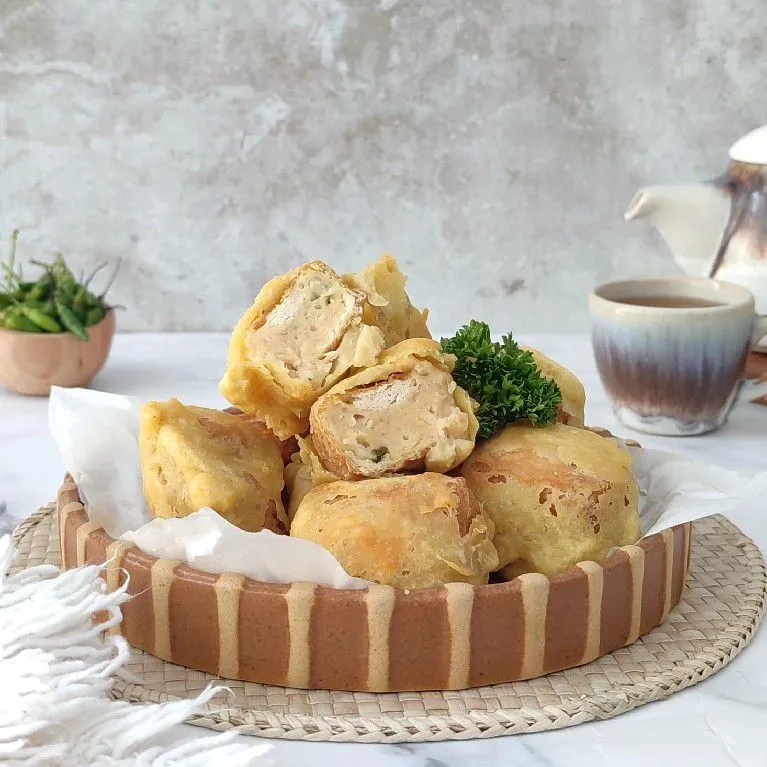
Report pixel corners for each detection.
[0,537,272,766]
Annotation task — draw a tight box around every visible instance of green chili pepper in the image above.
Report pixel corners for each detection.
[74,287,102,319]
[56,299,89,340]
[5,310,43,332]
[85,305,105,327]
[57,275,78,300]
[27,275,52,301]
[73,287,88,316]
[20,306,61,333]
[61,281,77,300]
[57,254,75,279]
[18,299,52,312]
[52,254,77,299]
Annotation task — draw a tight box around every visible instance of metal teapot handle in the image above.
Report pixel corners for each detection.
[708,190,747,279]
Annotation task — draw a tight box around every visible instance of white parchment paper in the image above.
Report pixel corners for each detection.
[49,387,368,589]
[49,387,767,588]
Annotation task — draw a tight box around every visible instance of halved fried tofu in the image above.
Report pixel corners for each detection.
[139,399,288,534]
[343,253,431,347]
[220,261,385,439]
[309,338,478,480]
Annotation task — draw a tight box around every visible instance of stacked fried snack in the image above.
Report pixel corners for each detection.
[138,255,640,589]
[139,400,288,534]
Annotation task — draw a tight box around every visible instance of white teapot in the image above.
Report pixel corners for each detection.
[626,125,767,317]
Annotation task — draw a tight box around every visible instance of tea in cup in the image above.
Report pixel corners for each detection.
[590,277,767,436]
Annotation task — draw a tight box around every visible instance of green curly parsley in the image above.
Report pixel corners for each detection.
[441,320,562,439]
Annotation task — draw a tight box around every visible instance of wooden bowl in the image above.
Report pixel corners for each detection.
[58,474,691,693]
[0,309,116,396]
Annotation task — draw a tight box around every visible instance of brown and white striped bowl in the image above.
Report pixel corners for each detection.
[58,475,691,693]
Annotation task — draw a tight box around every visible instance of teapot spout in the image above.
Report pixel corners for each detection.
[624,186,666,222]
[624,184,731,276]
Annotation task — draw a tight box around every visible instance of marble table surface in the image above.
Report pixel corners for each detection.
[2,332,767,766]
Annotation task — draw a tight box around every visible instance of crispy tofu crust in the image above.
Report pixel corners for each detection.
[290,473,499,588]
[139,399,288,534]
[522,346,586,428]
[461,422,640,578]
[222,406,297,464]
[283,435,341,520]
[343,253,431,348]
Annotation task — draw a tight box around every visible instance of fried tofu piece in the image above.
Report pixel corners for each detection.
[283,456,312,523]
[139,399,288,534]
[522,347,586,428]
[219,261,385,439]
[461,422,640,578]
[290,474,498,588]
[282,435,341,521]
[343,253,431,347]
[223,406,297,464]
[309,339,478,480]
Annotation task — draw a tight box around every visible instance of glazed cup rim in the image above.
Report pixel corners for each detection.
[590,277,755,313]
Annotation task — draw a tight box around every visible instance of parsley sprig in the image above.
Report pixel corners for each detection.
[441,320,562,439]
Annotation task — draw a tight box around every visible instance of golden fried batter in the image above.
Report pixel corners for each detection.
[343,254,431,347]
[522,347,586,428]
[220,261,385,439]
[290,473,498,588]
[461,422,639,578]
[140,399,288,534]
[223,406,297,464]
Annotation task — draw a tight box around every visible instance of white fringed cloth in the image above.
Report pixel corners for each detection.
[0,536,272,766]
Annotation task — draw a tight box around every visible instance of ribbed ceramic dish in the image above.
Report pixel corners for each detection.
[12,501,765,742]
[57,474,691,693]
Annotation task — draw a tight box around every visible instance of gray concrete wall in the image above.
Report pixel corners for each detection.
[1,1,765,332]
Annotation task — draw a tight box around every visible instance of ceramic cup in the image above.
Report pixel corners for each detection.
[590,277,767,436]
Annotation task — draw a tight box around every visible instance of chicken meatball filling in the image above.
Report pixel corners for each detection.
[248,267,359,383]
[318,361,472,477]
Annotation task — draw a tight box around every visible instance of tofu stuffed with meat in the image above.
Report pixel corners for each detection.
[309,338,478,480]
[219,261,385,439]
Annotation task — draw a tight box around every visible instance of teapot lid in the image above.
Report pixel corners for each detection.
[729,125,767,164]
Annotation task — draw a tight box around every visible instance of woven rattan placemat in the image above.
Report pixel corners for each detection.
[11,504,767,742]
